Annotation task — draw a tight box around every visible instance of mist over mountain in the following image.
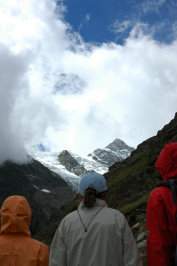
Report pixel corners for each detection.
[0,2,176,265]
[0,45,29,165]
[0,0,177,176]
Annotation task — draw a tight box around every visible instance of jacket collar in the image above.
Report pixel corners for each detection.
[78,198,107,210]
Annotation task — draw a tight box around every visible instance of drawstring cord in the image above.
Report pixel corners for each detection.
[77,203,106,232]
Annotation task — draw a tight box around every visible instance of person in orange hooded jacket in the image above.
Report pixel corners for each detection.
[0,195,49,266]
[146,142,177,266]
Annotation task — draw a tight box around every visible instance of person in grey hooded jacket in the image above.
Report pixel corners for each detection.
[49,172,143,266]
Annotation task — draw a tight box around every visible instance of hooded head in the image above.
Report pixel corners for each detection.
[0,195,31,236]
[155,142,177,181]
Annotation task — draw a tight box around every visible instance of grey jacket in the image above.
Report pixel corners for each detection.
[49,199,143,266]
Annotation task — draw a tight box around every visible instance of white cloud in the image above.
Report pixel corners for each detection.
[85,14,91,22]
[78,13,91,32]
[111,20,132,34]
[172,21,177,39]
[0,0,177,164]
[141,0,166,14]
[110,20,151,41]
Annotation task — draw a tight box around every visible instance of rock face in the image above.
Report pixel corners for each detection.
[89,139,134,166]
[37,139,133,186]
[0,158,74,234]
[58,150,89,176]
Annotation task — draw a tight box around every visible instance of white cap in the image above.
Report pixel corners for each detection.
[79,172,108,196]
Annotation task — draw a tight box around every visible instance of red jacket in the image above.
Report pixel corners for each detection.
[146,142,177,266]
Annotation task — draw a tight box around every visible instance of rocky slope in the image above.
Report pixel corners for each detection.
[31,139,132,190]
[105,113,177,214]
[89,138,134,166]
[0,158,74,234]
[58,150,89,176]
[57,139,134,177]
[34,113,177,265]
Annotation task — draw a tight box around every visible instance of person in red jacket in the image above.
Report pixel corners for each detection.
[146,142,177,266]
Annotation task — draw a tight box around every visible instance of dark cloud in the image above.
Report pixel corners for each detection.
[0,45,29,164]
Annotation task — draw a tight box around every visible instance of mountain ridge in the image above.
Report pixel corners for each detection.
[0,158,74,234]
[58,150,90,176]
[30,138,133,190]
[89,138,134,166]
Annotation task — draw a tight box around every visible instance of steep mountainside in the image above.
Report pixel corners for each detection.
[105,113,177,215]
[0,158,74,234]
[58,139,134,175]
[58,150,89,176]
[34,113,177,265]
[89,139,134,166]
[30,138,132,189]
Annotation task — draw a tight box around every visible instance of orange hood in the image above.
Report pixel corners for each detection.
[0,195,31,236]
[155,142,177,181]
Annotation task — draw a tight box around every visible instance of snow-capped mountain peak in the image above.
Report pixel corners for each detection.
[29,139,134,192]
[89,139,134,167]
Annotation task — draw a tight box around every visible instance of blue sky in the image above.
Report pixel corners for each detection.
[64,0,177,44]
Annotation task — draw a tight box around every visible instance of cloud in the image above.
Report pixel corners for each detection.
[110,20,132,34]
[111,18,177,44]
[78,13,91,32]
[110,20,150,41]
[0,45,29,164]
[141,0,166,14]
[110,1,177,44]
[54,73,86,95]
[58,38,177,153]
[0,0,67,164]
[0,0,177,163]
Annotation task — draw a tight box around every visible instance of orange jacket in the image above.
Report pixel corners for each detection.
[0,195,49,266]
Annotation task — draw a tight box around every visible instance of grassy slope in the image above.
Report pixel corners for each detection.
[106,112,177,217]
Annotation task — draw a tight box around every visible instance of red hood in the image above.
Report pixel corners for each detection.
[155,142,177,181]
[0,195,31,236]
